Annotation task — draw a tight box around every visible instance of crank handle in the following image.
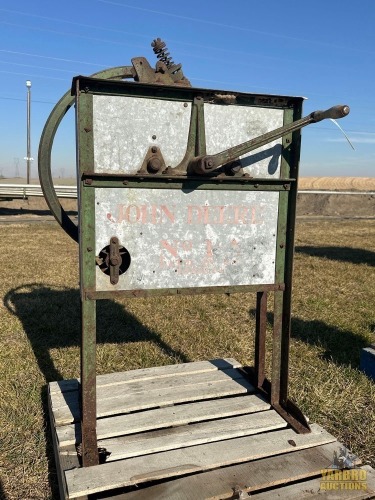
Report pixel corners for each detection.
[189,104,350,175]
[310,105,350,123]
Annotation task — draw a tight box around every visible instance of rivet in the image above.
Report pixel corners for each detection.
[183,102,188,107]
[123,180,128,185]
[152,135,157,140]
[85,179,92,185]
[87,247,92,252]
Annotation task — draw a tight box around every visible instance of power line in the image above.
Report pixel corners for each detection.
[0,69,66,81]
[0,7,352,68]
[0,49,105,68]
[0,48,364,101]
[0,12,365,73]
[0,21,148,51]
[0,95,55,104]
[97,0,374,55]
[0,59,76,73]
[0,7,152,40]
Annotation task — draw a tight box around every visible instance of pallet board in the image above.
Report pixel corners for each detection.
[57,393,270,446]
[51,366,255,426]
[109,446,375,500]
[49,358,242,394]
[49,358,375,499]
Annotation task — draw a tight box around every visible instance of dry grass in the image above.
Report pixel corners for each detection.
[0,220,374,499]
[299,177,375,191]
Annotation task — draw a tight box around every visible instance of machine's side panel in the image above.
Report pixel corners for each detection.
[93,95,284,178]
[94,188,279,291]
[93,96,192,174]
[204,104,284,178]
[90,93,286,293]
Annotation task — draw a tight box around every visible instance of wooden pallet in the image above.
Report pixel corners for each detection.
[48,359,375,499]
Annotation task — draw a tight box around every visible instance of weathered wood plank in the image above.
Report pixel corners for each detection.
[53,377,255,426]
[49,358,241,394]
[92,410,287,461]
[48,388,82,500]
[108,441,346,500]
[57,394,270,446]
[65,424,336,498]
[50,368,247,410]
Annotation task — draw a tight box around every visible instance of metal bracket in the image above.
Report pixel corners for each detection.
[109,237,121,285]
[240,366,311,434]
[131,56,191,87]
[137,146,167,174]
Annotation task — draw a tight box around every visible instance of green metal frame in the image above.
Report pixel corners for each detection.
[73,77,309,466]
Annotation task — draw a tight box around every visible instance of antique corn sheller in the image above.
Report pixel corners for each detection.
[39,39,350,498]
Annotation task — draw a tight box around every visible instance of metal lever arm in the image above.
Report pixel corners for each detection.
[310,104,350,122]
[189,104,350,175]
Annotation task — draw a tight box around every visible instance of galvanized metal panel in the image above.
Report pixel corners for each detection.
[93,95,192,174]
[204,104,284,178]
[94,188,279,291]
[93,95,284,177]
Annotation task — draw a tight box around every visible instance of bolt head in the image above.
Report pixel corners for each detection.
[148,157,162,172]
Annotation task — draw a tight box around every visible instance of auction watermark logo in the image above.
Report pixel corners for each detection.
[320,446,367,492]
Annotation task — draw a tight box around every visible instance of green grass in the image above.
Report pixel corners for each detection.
[0,219,374,499]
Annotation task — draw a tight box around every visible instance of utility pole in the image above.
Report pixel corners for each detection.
[14,157,20,177]
[25,80,33,184]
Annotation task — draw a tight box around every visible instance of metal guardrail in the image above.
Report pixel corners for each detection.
[299,190,375,195]
[0,184,374,200]
[0,184,77,199]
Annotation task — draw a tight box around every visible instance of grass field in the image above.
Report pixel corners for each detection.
[0,219,374,499]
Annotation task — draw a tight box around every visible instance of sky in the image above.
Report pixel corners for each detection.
[0,0,374,179]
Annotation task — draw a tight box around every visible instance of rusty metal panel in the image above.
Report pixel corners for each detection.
[204,103,284,178]
[94,188,279,291]
[93,95,192,174]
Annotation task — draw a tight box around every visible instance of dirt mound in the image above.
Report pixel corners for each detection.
[297,193,375,217]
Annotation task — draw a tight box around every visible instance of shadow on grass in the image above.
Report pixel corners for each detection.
[295,245,375,267]
[0,207,77,217]
[250,310,368,368]
[4,283,190,499]
[0,479,7,500]
[4,283,189,383]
